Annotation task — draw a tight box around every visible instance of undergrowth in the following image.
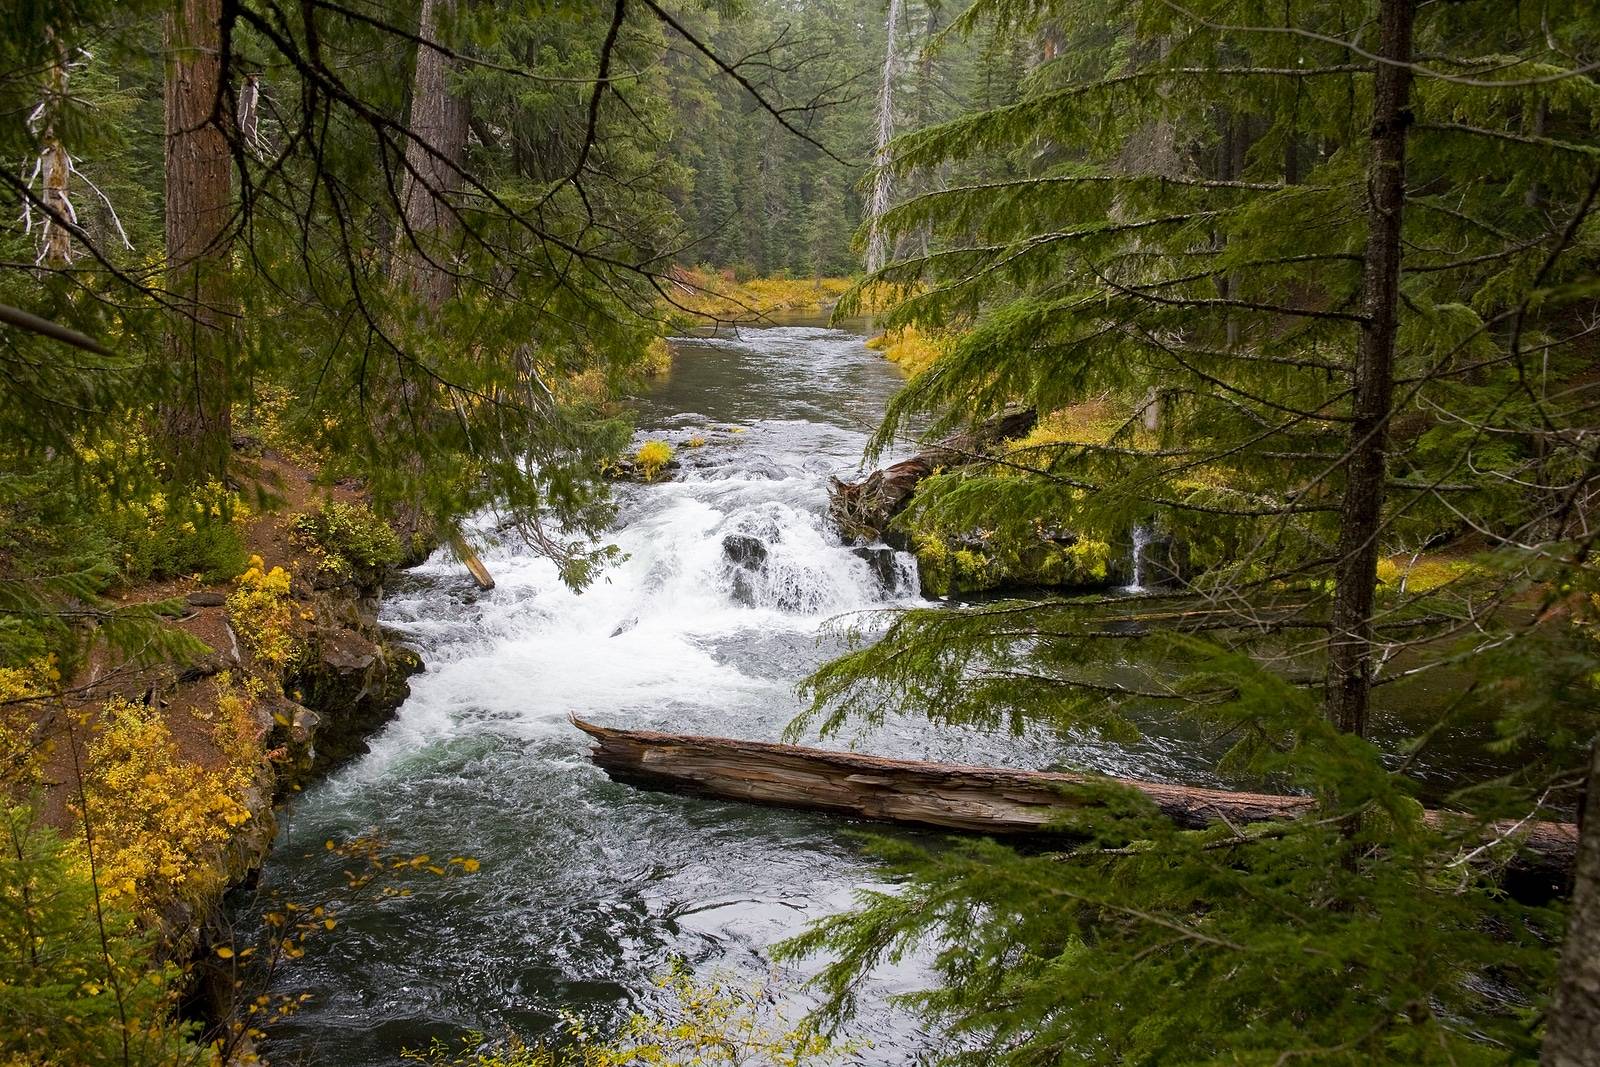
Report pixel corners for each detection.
[289,500,402,587]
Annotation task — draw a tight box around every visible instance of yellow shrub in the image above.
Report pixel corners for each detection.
[0,657,58,790]
[227,556,297,677]
[642,337,672,377]
[635,440,674,482]
[671,270,854,319]
[1379,555,1485,593]
[1008,402,1129,458]
[75,696,254,909]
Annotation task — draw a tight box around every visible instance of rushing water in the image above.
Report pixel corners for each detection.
[236,316,1255,1065]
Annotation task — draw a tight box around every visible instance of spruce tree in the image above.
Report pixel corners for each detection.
[791,0,1600,1060]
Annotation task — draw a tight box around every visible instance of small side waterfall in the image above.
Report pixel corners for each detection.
[1126,523,1154,592]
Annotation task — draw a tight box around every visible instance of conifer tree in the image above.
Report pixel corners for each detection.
[793,0,1600,1060]
[161,0,234,484]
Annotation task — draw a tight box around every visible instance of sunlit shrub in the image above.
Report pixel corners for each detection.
[641,337,672,377]
[0,657,57,791]
[227,556,298,677]
[867,324,946,376]
[75,695,254,909]
[635,440,674,482]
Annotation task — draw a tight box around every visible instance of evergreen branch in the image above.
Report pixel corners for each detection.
[1160,0,1600,87]
[1414,122,1600,158]
[0,303,112,356]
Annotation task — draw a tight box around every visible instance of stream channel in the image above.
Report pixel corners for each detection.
[234,314,1399,1063]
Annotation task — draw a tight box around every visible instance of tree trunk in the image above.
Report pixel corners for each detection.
[390,0,471,553]
[864,0,902,274]
[162,0,234,484]
[1324,0,1414,738]
[1543,743,1600,1065]
[393,0,469,311]
[572,717,1579,872]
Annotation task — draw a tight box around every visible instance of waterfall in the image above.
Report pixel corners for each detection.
[1126,523,1154,592]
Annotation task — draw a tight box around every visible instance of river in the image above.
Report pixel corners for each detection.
[234,315,1279,1064]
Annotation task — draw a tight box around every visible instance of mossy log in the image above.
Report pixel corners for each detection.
[571,717,1578,872]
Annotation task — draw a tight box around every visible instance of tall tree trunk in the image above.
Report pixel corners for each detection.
[1324,0,1414,738]
[390,0,471,555]
[37,33,73,268]
[394,0,469,311]
[162,0,234,484]
[1543,743,1600,1065]
[865,0,902,274]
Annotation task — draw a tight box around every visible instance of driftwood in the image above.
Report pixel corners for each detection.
[449,531,495,590]
[829,406,1036,541]
[572,717,1579,872]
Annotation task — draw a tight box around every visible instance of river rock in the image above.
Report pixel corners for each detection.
[852,545,904,593]
[722,533,768,570]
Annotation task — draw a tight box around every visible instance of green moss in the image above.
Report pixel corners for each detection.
[914,536,954,596]
[914,531,1111,596]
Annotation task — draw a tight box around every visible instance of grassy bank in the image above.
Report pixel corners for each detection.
[666,268,855,322]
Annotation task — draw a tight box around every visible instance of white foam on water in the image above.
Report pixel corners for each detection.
[360,407,919,775]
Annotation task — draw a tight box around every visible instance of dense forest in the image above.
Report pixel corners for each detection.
[2,1,1600,1066]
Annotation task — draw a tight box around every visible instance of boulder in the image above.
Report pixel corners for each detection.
[722,533,768,570]
[852,545,906,594]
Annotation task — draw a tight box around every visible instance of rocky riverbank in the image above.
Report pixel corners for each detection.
[34,453,425,1055]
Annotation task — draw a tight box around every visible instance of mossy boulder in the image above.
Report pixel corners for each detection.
[915,531,1112,597]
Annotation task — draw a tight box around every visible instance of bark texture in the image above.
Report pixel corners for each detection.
[1325,0,1414,738]
[162,0,234,483]
[572,717,1578,870]
[393,0,470,311]
[1543,744,1600,1066]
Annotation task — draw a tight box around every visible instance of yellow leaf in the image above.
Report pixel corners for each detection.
[215,946,235,959]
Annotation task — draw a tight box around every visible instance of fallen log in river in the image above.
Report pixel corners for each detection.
[571,717,1579,872]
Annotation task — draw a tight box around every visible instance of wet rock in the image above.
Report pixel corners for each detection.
[1120,530,1189,588]
[318,628,379,674]
[187,590,227,608]
[605,457,682,482]
[852,545,904,593]
[287,628,423,778]
[722,533,768,570]
[610,616,638,638]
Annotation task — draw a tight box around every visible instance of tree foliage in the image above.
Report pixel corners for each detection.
[790,0,1600,1061]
